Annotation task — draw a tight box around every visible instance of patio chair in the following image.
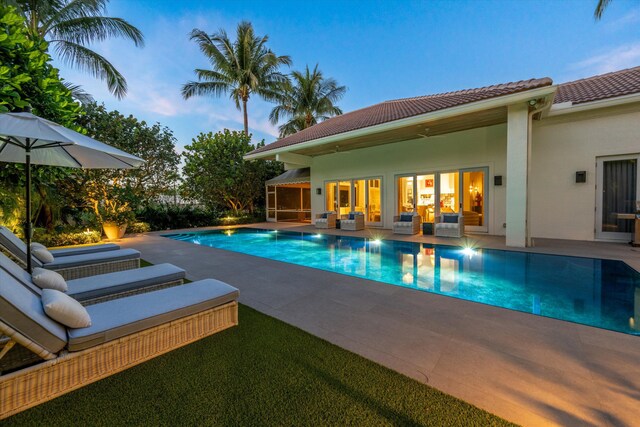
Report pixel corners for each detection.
[315,211,337,229]
[0,252,185,306]
[341,212,364,231]
[0,269,239,419]
[434,213,464,238]
[0,229,140,280]
[393,212,421,235]
[1,227,119,258]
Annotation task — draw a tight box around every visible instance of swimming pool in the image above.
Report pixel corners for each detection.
[164,228,640,335]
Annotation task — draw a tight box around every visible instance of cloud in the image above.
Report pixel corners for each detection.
[568,42,640,79]
[604,8,640,31]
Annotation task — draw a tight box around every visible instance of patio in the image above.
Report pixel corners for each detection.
[119,223,640,426]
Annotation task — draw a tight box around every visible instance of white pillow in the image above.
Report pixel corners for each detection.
[41,289,92,328]
[32,267,68,292]
[31,242,46,251]
[32,247,54,264]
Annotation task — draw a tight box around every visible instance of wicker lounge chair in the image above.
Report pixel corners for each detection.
[393,212,421,235]
[315,211,337,229]
[1,227,120,258]
[1,252,185,306]
[434,214,464,238]
[0,228,140,280]
[341,212,365,231]
[0,269,239,419]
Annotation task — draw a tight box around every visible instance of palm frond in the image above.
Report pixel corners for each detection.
[52,40,127,98]
[181,81,232,100]
[50,16,144,46]
[594,0,612,19]
[62,81,95,104]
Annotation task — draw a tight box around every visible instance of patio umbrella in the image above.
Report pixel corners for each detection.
[0,111,144,273]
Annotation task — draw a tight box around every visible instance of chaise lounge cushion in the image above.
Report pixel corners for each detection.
[66,263,185,302]
[68,279,239,351]
[49,243,120,258]
[45,248,140,269]
[0,269,68,354]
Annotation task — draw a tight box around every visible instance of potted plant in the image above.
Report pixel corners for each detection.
[99,202,135,240]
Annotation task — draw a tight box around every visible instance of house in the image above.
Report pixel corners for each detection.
[246,66,640,247]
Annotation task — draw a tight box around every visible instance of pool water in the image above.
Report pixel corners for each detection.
[164,228,640,335]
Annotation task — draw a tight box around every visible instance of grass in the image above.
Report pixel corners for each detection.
[5,262,515,426]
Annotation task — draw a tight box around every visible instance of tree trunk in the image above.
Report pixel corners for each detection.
[242,98,249,135]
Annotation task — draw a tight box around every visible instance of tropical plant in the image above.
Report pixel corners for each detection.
[182,130,283,214]
[6,0,144,99]
[594,0,612,19]
[0,5,82,230]
[269,64,346,137]
[182,21,291,135]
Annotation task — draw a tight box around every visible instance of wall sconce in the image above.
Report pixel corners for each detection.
[494,175,503,186]
[575,171,586,183]
[316,188,322,195]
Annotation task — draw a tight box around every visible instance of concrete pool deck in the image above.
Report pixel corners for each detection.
[119,223,640,426]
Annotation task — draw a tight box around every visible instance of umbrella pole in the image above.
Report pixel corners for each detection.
[25,142,32,273]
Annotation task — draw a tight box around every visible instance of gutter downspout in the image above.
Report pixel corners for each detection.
[526,99,551,247]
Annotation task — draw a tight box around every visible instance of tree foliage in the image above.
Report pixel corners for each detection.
[0,5,82,229]
[182,130,283,214]
[270,64,345,137]
[182,21,291,135]
[7,0,145,99]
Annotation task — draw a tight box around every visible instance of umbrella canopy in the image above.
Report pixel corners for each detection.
[0,111,144,272]
[0,112,144,168]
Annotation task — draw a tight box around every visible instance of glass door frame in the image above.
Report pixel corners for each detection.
[396,166,489,233]
[459,167,489,233]
[324,176,384,227]
[595,154,640,241]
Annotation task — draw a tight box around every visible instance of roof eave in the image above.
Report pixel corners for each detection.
[547,92,640,117]
[244,85,557,160]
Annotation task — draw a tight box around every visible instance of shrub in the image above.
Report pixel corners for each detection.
[33,229,102,247]
[127,221,151,234]
[136,204,264,231]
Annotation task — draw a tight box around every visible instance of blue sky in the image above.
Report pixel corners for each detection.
[54,0,640,152]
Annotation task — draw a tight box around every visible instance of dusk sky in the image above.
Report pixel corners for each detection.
[54,0,640,152]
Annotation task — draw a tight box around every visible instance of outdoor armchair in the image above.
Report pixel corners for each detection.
[393,212,421,235]
[341,212,365,231]
[435,214,465,238]
[315,211,337,229]
[0,269,239,419]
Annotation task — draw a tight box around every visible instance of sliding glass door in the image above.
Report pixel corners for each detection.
[596,156,639,240]
[325,177,383,226]
[397,167,488,232]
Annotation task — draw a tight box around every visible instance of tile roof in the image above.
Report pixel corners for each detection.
[249,77,553,155]
[554,66,640,105]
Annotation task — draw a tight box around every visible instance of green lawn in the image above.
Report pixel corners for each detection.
[6,263,514,426]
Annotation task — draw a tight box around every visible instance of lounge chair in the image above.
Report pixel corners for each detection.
[393,212,421,235]
[0,228,140,280]
[0,252,185,306]
[341,212,364,231]
[0,269,239,419]
[434,213,464,238]
[1,226,119,258]
[315,211,337,229]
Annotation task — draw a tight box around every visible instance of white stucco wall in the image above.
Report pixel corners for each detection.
[529,104,640,241]
[310,124,508,235]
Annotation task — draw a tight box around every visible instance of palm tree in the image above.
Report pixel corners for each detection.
[8,0,144,99]
[182,21,291,135]
[594,0,612,19]
[269,64,346,138]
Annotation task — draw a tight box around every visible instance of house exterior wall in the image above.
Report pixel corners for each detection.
[529,103,640,241]
[310,124,508,235]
